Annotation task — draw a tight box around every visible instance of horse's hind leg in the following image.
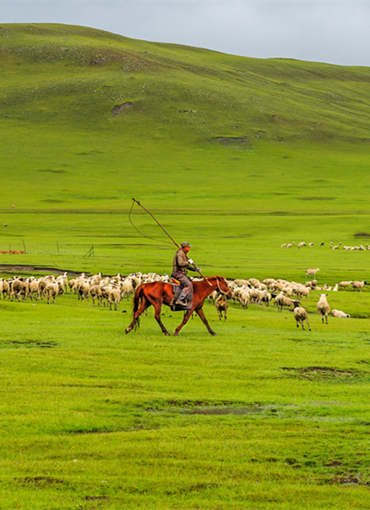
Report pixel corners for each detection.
[153,302,170,336]
[125,298,150,334]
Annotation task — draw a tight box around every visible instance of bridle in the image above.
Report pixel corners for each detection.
[216,277,230,296]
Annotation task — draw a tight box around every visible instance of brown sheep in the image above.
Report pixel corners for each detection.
[215,294,229,321]
[293,302,311,331]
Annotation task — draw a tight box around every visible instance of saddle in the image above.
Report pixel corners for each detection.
[169,278,191,311]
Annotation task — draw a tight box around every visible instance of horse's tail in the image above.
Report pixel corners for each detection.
[132,284,145,329]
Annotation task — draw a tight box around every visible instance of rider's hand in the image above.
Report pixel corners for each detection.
[188,259,194,264]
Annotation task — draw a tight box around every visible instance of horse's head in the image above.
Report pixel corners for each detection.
[215,276,232,296]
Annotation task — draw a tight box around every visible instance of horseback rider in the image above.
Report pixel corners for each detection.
[171,242,199,308]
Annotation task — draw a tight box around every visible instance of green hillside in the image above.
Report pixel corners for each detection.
[0,23,370,214]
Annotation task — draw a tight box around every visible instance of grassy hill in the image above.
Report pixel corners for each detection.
[0,23,370,214]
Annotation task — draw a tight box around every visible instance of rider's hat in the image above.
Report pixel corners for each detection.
[181,242,191,248]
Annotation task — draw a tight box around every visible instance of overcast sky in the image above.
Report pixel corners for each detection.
[2,0,370,66]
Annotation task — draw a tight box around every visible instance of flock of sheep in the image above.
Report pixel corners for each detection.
[209,274,365,330]
[281,241,370,251]
[0,272,144,309]
[1,270,367,332]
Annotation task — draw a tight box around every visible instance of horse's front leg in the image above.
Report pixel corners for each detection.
[196,307,216,336]
[173,308,194,336]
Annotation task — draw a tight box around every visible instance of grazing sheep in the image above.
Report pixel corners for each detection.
[260,290,272,306]
[298,241,306,248]
[339,281,352,289]
[331,309,351,318]
[239,288,250,308]
[317,294,330,324]
[10,278,28,301]
[78,281,90,301]
[274,293,296,311]
[43,282,60,304]
[305,280,318,289]
[293,302,311,331]
[107,285,123,311]
[249,288,264,304]
[28,278,40,301]
[306,268,320,277]
[308,242,315,247]
[56,272,68,293]
[89,284,103,305]
[1,279,10,299]
[215,294,229,321]
[120,277,136,299]
[352,280,367,291]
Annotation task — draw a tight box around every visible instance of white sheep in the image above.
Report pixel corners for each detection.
[331,309,351,318]
[306,268,320,277]
[317,294,330,324]
[43,282,60,304]
[352,280,367,291]
[339,281,352,289]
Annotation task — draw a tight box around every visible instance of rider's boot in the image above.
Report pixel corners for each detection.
[174,289,191,310]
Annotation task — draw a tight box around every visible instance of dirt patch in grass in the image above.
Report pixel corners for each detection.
[298,196,336,201]
[164,483,220,495]
[67,427,115,435]
[112,102,133,115]
[141,399,264,415]
[329,474,369,486]
[281,366,361,380]
[213,136,249,144]
[75,150,104,156]
[85,495,108,501]
[0,264,83,276]
[39,169,67,174]
[41,199,66,203]
[354,232,370,237]
[3,339,58,349]
[17,476,66,488]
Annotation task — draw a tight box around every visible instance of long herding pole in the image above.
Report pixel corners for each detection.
[132,198,180,249]
[131,198,211,284]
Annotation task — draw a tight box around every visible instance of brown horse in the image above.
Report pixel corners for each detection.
[125,276,231,336]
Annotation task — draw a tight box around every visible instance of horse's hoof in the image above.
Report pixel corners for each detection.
[210,331,216,336]
[125,328,131,335]
[173,332,179,337]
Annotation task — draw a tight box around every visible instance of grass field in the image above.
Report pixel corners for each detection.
[0,23,369,509]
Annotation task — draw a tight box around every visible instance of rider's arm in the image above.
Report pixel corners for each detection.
[177,251,197,272]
